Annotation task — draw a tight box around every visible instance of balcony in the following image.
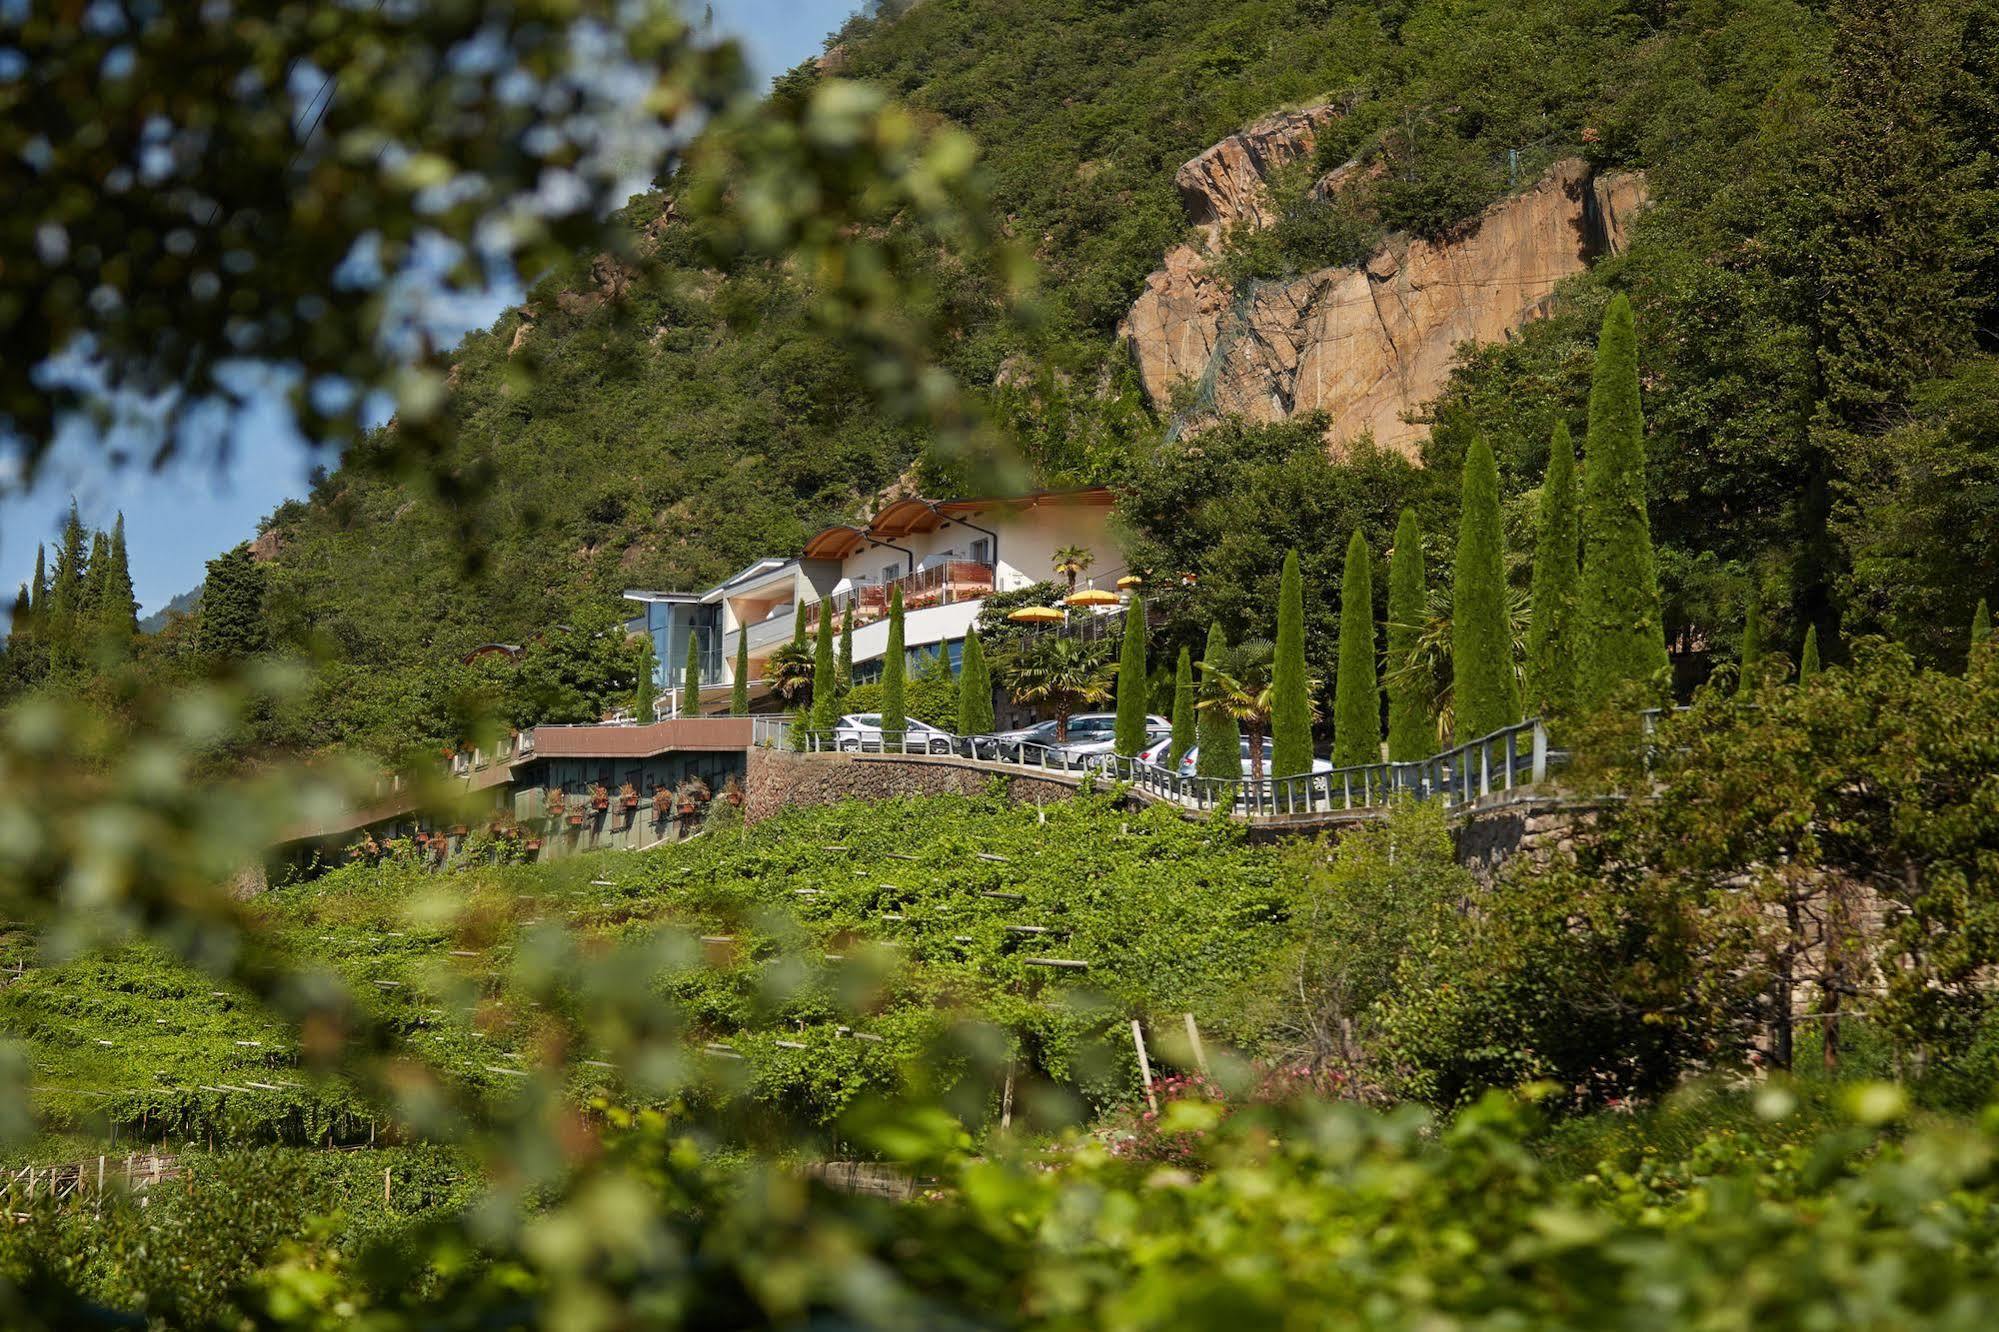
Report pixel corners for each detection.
[806,562,996,631]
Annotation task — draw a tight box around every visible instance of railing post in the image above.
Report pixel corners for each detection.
[1531,719,1548,785]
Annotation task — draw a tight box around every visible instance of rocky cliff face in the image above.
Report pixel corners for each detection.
[1121,126,1647,458]
[1174,104,1342,239]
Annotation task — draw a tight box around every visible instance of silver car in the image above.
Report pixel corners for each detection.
[1066,721,1174,771]
[977,712,1122,762]
[831,714,955,754]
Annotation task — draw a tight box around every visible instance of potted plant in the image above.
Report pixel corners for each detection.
[590,783,610,811]
[651,787,673,819]
[545,789,567,819]
[620,782,639,810]
[675,775,711,818]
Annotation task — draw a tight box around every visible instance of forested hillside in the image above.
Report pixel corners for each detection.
[152,0,1995,757]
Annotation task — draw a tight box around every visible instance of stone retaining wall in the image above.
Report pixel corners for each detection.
[743,749,1105,825]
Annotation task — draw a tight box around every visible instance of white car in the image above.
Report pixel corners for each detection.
[831,714,956,754]
[1177,739,1336,780]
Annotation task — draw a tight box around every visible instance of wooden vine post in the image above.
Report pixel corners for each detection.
[1131,1019,1159,1115]
[1184,1012,1209,1075]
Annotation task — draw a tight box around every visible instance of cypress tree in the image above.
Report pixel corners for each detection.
[1525,422,1579,720]
[838,606,855,692]
[1452,436,1520,741]
[195,542,268,661]
[1270,550,1313,777]
[1333,530,1380,767]
[100,514,137,641]
[1799,625,1821,684]
[633,635,657,721]
[28,545,45,620]
[1168,645,1195,765]
[957,630,995,735]
[1973,598,1992,664]
[1739,593,1763,693]
[1577,293,1669,710]
[731,626,750,716]
[1386,507,1433,761]
[1194,621,1240,780]
[1113,596,1151,757]
[7,585,26,636]
[48,501,87,649]
[810,604,837,733]
[78,529,109,621]
[792,600,807,649]
[880,585,907,742]
[683,629,702,718]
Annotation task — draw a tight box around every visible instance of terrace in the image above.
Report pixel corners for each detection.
[804,560,997,631]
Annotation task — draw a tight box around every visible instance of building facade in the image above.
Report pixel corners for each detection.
[625,487,1121,713]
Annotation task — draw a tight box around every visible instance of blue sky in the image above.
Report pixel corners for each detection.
[0,0,861,618]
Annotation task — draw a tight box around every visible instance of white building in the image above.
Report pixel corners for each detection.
[624,487,1123,712]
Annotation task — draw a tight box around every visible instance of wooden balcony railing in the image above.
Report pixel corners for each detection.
[806,561,996,630]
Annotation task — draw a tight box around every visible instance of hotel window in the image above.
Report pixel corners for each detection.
[970,538,991,564]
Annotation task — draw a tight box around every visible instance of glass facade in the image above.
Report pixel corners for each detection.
[635,600,723,689]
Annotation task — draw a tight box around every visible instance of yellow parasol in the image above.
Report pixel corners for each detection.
[1065,588,1120,608]
[1007,606,1067,623]
[1115,574,1143,589]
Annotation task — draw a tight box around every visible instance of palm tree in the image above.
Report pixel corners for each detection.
[1197,638,1288,786]
[764,641,814,711]
[1052,544,1095,593]
[1383,580,1530,750]
[1005,635,1113,742]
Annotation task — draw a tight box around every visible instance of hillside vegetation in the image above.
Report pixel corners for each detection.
[52,0,1939,760]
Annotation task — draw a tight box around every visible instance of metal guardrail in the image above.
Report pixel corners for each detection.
[751,715,1558,819]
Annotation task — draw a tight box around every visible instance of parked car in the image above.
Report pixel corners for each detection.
[975,713,1117,762]
[1067,722,1174,771]
[1177,739,1335,781]
[831,714,955,754]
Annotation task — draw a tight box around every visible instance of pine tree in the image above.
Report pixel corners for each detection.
[195,542,269,661]
[1739,592,1763,693]
[810,604,837,734]
[1333,530,1380,767]
[838,606,855,692]
[1525,422,1579,720]
[957,630,995,735]
[1270,550,1313,777]
[1194,621,1240,780]
[1800,625,1821,683]
[731,626,750,716]
[1453,436,1520,741]
[1386,507,1433,761]
[880,585,906,742]
[682,629,702,718]
[633,634,657,721]
[99,514,137,641]
[1577,293,1669,710]
[1113,596,1150,756]
[1168,645,1195,765]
